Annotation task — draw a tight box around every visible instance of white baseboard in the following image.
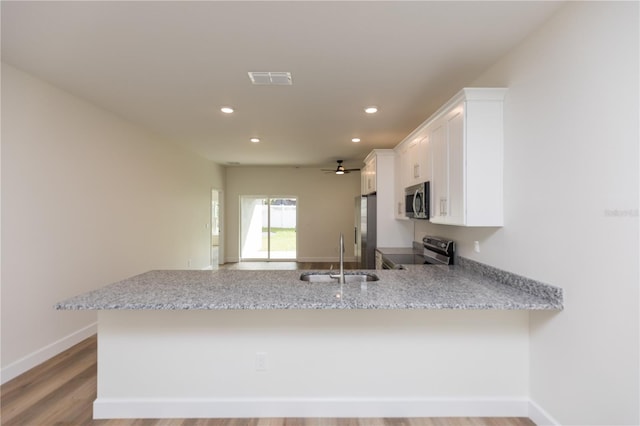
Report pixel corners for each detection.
[528,399,560,425]
[93,396,530,419]
[0,322,97,385]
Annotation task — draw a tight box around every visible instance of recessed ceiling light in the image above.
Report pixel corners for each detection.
[250,138,260,143]
[221,107,234,114]
[352,138,361,143]
[364,106,378,114]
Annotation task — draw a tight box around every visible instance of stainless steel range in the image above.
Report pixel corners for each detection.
[379,236,455,269]
[422,236,455,265]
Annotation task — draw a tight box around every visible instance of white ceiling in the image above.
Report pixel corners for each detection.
[1,1,563,169]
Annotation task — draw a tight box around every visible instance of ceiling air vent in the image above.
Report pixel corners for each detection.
[248,71,292,85]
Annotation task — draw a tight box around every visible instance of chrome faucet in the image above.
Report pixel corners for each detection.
[330,233,345,284]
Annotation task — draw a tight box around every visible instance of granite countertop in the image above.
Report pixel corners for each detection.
[55,258,563,311]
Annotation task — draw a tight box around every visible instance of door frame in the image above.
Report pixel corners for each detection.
[239,195,298,262]
[211,188,223,267]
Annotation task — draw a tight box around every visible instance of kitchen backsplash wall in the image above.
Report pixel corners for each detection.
[416,2,639,424]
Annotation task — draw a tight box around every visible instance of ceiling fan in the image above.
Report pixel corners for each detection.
[322,160,361,175]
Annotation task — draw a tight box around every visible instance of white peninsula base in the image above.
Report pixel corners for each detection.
[94,309,531,419]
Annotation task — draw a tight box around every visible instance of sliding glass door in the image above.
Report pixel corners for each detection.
[240,196,297,261]
[267,197,297,259]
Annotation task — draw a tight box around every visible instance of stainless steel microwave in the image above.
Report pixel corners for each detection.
[405,182,430,219]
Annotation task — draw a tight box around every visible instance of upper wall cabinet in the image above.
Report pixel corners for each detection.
[363,149,413,246]
[429,88,507,226]
[405,133,431,187]
[393,128,431,218]
[361,153,377,195]
[394,87,507,226]
[393,144,407,218]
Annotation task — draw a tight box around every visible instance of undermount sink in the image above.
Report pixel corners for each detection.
[299,272,380,283]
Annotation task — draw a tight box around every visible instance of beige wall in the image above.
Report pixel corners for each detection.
[1,63,224,381]
[415,2,639,423]
[224,167,361,262]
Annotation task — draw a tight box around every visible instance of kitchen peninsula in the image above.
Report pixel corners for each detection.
[56,259,562,419]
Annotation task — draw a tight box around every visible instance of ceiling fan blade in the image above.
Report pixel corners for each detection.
[319,160,359,174]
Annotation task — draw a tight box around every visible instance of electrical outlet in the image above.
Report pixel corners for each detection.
[255,352,267,371]
[474,241,480,253]
[187,259,192,267]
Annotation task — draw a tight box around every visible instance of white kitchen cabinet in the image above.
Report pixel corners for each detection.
[362,149,413,246]
[429,119,448,222]
[393,132,430,219]
[393,149,407,219]
[361,154,376,195]
[394,131,431,190]
[429,88,507,226]
[405,134,431,187]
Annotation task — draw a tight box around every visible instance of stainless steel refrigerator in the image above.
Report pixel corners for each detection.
[354,194,376,269]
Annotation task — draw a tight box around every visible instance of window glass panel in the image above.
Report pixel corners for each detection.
[268,198,297,259]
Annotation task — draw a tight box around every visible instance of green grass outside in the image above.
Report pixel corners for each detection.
[261,227,296,251]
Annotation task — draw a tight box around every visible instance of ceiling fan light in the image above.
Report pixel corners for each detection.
[335,170,345,175]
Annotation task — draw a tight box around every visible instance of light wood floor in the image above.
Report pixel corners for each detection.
[1,262,535,426]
